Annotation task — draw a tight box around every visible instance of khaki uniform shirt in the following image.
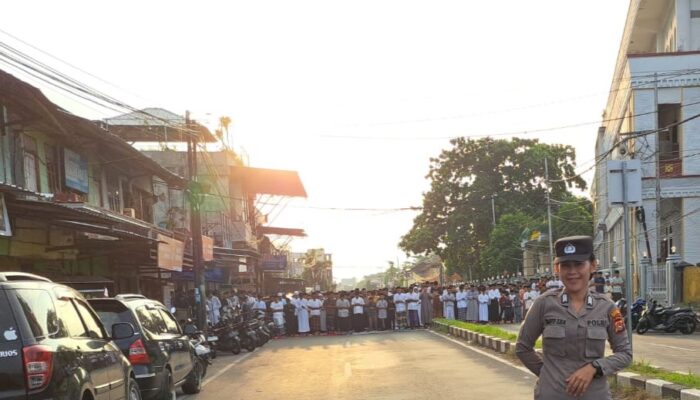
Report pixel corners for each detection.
[516,289,632,400]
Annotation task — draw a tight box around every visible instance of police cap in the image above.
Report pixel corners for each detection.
[554,235,593,264]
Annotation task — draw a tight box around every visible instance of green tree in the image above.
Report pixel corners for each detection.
[480,212,540,278]
[552,197,594,239]
[399,137,586,279]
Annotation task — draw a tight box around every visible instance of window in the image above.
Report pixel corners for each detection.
[22,135,39,192]
[158,309,180,334]
[136,306,168,336]
[658,104,681,161]
[73,300,104,339]
[55,298,87,338]
[44,144,61,193]
[106,174,121,212]
[11,289,58,340]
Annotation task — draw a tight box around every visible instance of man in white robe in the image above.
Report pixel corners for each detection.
[270,295,285,335]
[296,293,310,334]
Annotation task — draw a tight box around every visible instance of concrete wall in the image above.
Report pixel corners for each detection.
[682,197,700,263]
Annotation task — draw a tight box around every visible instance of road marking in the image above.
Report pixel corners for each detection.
[426,330,534,376]
[179,352,255,399]
[647,343,697,352]
[344,362,352,377]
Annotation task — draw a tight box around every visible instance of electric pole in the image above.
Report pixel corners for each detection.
[186,111,207,330]
[545,158,555,274]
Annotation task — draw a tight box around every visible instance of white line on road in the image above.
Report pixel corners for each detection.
[647,343,697,352]
[179,352,254,400]
[426,330,534,376]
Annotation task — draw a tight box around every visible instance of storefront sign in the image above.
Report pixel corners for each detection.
[261,254,287,270]
[202,235,214,261]
[0,194,11,237]
[157,234,184,271]
[64,149,89,193]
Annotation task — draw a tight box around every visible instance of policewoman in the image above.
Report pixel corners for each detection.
[516,236,631,399]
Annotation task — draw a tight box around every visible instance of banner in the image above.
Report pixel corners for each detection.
[64,148,89,193]
[157,234,184,271]
[202,235,214,261]
[261,254,287,271]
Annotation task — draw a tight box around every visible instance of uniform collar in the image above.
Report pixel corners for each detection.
[559,290,594,309]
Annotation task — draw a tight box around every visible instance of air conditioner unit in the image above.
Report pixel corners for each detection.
[123,208,136,218]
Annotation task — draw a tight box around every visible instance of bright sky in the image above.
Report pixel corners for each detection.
[3,1,630,280]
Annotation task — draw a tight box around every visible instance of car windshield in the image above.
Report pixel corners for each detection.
[89,300,138,334]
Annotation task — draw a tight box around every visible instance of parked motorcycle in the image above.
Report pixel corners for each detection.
[636,299,697,335]
[210,321,242,355]
[182,322,213,378]
[233,319,258,352]
[615,298,646,330]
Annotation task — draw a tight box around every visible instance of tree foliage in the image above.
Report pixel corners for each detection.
[480,212,540,278]
[399,137,587,279]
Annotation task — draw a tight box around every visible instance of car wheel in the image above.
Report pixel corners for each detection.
[156,369,175,400]
[127,377,142,400]
[182,360,203,394]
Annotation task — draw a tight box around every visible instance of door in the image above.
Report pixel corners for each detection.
[55,297,112,400]
[158,307,192,383]
[73,298,127,400]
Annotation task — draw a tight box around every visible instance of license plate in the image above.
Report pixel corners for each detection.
[207,336,218,341]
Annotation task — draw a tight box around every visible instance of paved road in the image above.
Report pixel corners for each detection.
[500,323,700,373]
[180,331,535,400]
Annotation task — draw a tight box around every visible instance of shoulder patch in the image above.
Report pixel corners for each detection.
[610,307,626,334]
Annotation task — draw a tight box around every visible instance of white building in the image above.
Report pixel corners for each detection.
[593,0,700,300]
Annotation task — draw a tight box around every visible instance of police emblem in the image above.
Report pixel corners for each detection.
[564,243,576,254]
[610,308,626,334]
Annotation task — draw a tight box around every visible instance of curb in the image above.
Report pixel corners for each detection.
[431,320,698,400]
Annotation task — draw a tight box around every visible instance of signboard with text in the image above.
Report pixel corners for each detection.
[64,148,89,193]
[261,254,287,270]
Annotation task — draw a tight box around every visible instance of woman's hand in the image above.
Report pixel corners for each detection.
[565,363,596,396]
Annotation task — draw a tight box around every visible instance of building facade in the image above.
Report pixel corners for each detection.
[593,0,700,302]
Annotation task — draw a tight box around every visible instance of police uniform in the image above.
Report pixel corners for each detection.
[516,236,632,400]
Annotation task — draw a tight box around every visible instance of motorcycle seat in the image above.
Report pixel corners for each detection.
[659,307,691,314]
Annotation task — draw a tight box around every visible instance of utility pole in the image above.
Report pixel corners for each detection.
[186,111,207,330]
[653,72,661,299]
[607,159,641,356]
[545,158,555,274]
[621,161,634,353]
[491,195,497,226]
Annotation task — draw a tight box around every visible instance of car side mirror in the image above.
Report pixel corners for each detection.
[112,322,135,340]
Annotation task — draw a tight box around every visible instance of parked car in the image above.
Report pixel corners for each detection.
[0,272,140,400]
[89,294,203,399]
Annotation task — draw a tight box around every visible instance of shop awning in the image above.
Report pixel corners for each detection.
[230,166,307,197]
[257,226,306,237]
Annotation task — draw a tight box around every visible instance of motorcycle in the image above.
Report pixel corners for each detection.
[182,322,213,378]
[210,320,242,355]
[233,319,258,352]
[636,299,697,335]
[615,298,645,330]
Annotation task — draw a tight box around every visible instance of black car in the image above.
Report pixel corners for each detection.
[89,294,203,399]
[0,272,141,400]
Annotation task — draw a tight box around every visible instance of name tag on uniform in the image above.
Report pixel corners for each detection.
[545,318,566,326]
[587,319,608,327]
